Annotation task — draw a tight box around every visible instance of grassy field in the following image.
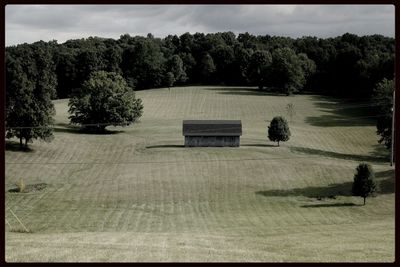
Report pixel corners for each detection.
[5,86,395,262]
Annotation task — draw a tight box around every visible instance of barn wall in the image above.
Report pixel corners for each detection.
[185,136,240,147]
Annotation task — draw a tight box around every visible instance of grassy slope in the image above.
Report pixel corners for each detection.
[5,86,395,262]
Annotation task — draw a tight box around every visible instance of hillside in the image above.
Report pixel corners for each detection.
[5,86,394,262]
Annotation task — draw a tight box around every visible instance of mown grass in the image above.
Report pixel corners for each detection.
[5,86,395,262]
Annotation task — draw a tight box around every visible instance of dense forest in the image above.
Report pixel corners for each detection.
[6,32,394,99]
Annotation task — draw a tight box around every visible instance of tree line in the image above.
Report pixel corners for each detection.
[6,32,394,98]
[5,32,395,149]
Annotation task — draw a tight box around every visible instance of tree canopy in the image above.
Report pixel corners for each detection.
[372,78,394,149]
[268,116,291,146]
[6,41,57,148]
[5,32,393,99]
[352,163,377,205]
[68,71,143,132]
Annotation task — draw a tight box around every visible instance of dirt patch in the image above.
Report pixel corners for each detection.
[8,183,47,193]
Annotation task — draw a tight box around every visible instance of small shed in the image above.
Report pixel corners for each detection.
[182,120,242,147]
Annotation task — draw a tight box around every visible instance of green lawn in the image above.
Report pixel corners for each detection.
[5,86,395,262]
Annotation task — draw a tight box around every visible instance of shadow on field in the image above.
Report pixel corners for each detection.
[206,87,288,96]
[256,182,353,198]
[146,144,184,149]
[301,203,358,208]
[305,95,376,127]
[256,170,394,198]
[241,144,277,147]
[290,146,389,163]
[5,141,33,152]
[371,144,391,161]
[54,123,123,135]
[376,169,395,194]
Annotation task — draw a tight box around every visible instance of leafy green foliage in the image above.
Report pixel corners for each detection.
[199,53,216,83]
[6,42,57,148]
[166,55,187,84]
[121,37,165,89]
[6,32,394,100]
[372,78,394,149]
[268,116,291,146]
[270,48,309,95]
[68,71,143,132]
[352,163,377,205]
[247,50,272,89]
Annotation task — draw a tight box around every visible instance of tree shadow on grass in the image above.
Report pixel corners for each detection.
[54,123,123,135]
[375,169,395,194]
[206,87,288,97]
[146,145,184,149]
[305,115,376,127]
[305,95,376,127]
[256,182,354,198]
[290,146,389,163]
[256,171,394,199]
[241,144,277,147]
[5,141,33,152]
[301,203,358,208]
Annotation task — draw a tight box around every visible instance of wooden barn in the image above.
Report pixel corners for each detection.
[182,120,242,147]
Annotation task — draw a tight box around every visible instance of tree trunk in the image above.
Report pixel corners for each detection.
[363,197,366,206]
[19,137,23,149]
[24,138,28,148]
[278,141,280,147]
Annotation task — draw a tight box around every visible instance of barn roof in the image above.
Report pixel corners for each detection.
[183,120,242,136]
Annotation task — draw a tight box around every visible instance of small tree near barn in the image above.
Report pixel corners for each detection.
[268,116,291,146]
[352,163,377,206]
[68,71,143,132]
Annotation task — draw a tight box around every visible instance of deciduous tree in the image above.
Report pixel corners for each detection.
[352,163,377,205]
[6,42,57,149]
[268,116,291,146]
[372,78,394,149]
[68,71,143,132]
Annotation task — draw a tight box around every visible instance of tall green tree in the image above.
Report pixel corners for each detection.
[232,45,251,85]
[210,44,235,84]
[270,47,307,95]
[270,47,314,95]
[199,53,216,84]
[103,45,123,74]
[166,55,187,84]
[372,78,394,149]
[68,71,143,132]
[54,48,78,98]
[121,38,165,89]
[247,50,272,89]
[75,49,105,91]
[6,42,57,148]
